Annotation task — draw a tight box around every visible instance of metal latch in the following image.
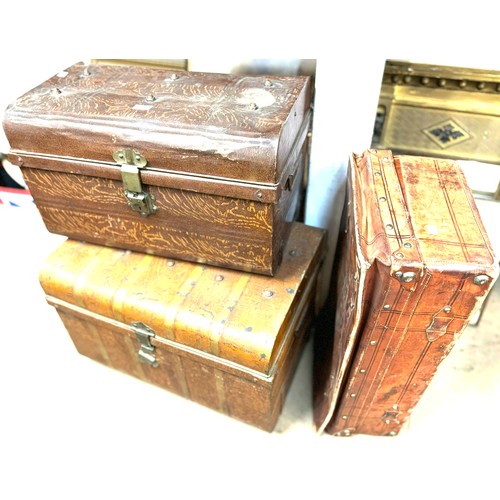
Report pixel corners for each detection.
[131,321,159,368]
[113,148,158,217]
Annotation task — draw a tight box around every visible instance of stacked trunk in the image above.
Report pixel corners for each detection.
[3,61,325,431]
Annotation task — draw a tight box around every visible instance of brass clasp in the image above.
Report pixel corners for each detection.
[131,321,159,368]
[114,148,157,217]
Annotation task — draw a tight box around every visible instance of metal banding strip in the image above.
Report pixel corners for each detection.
[45,267,317,383]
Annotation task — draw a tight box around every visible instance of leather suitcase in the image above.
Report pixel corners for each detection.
[314,149,498,436]
[39,222,325,431]
[3,62,312,275]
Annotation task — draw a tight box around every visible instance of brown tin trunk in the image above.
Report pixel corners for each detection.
[40,222,325,431]
[3,62,312,275]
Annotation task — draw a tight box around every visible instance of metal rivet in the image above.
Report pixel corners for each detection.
[392,75,401,84]
[353,273,359,281]
[119,153,124,158]
[17,157,23,165]
[342,416,348,420]
[135,155,141,161]
[389,431,397,436]
[146,94,156,102]
[395,271,403,278]
[255,190,263,199]
[350,393,356,398]
[438,78,446,87]
[289,249,297,257]
[386,224,394,230]
[392,404,398,410]
[459,80,467,88]
[349,302,355,309]
[342,430,351,436]
[382,157,390,162]
[473,275,489,286]
[360,369,366,374]
[395,252,404,258]
[403,242,412,248]
[401,272,416,282]
[215,275,224,282]
[383,304,390,310]
[443,306,451,313]
[385,419,391,424]
[166,260,175,267]
[170,73,179,80]
[370,340,377,346]
[264,79,273,87]
[262,289,274,299]
[403,75,411,83]
[477,82,486,90]
[421,77,430,85]
[379,196,387,202]
[374,171,381,176]
[248,102,259,110]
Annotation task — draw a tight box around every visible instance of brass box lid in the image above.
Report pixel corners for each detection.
[372,60,500,166]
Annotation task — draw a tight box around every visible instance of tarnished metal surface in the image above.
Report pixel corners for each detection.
[373,60,500,166]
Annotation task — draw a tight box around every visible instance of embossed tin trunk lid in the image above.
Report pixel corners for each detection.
[3,61,312,187]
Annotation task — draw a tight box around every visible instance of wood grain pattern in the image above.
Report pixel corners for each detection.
[3,62,311,184]
[4,63,312,275]
[18,133,308,275]
[23,166,283,274]
[314,149,499,436]
[40,222,325,431]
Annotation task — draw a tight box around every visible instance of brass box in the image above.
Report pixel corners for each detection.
[372,60,500,166]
